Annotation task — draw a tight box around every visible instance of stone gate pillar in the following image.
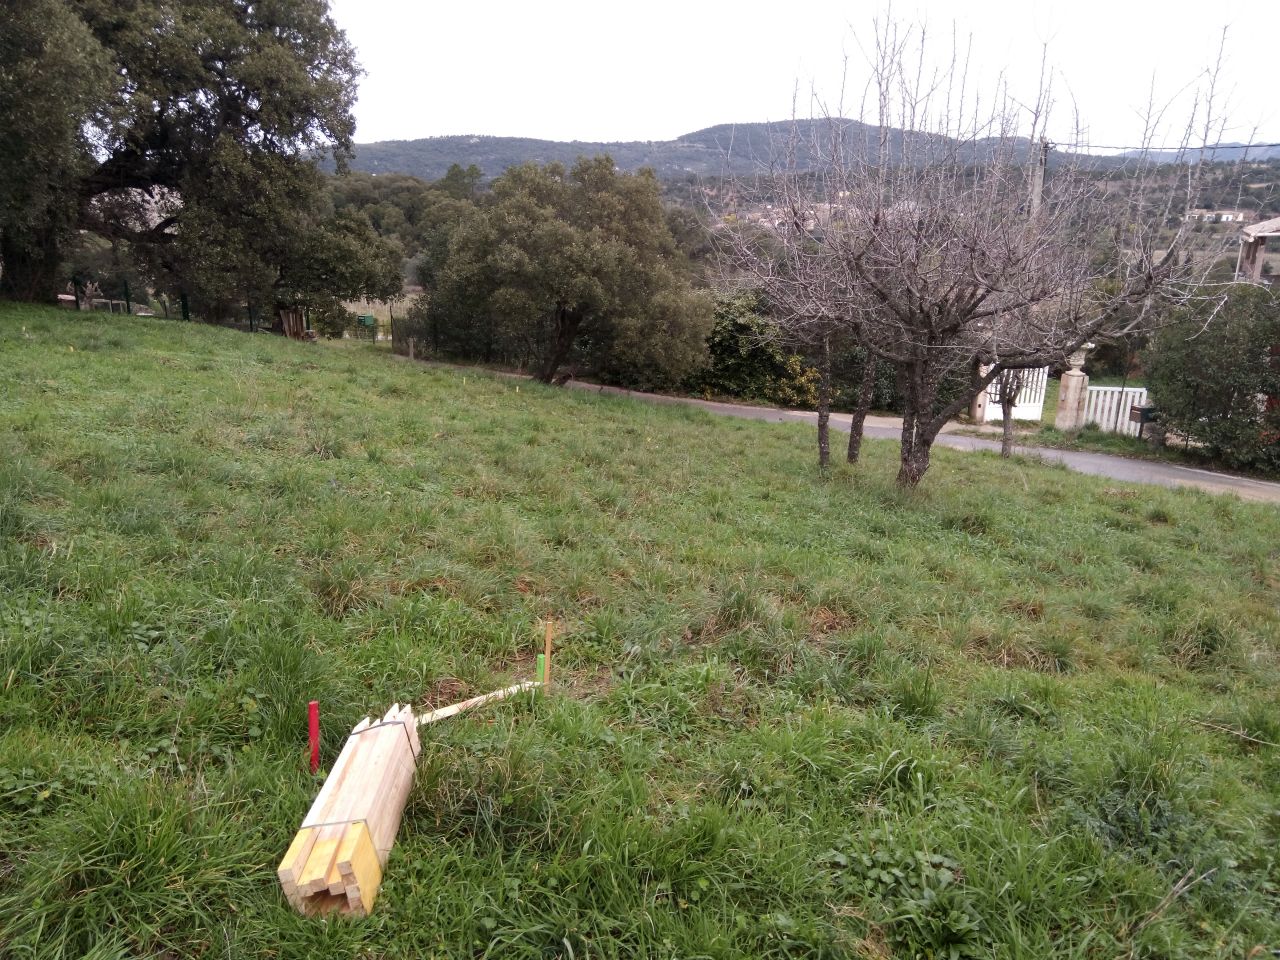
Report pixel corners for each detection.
[969,363,990,422]
[1054,344,1092,431]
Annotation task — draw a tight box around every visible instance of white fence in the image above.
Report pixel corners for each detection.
[982,367,1049,423]
[1083,385,1149,436]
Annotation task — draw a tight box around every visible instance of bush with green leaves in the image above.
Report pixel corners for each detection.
[685,294,820,407]
[831,341,901,412]
[421,157,713,389]
[1147,285,1280,471]
[308,300,357,339]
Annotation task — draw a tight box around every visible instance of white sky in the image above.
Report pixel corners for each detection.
[328,0,1280,151]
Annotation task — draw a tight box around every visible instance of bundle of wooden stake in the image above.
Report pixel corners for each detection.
[278,703,421,916]
[277,680,540,916]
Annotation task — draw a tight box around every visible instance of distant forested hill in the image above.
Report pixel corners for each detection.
[341,120,1089,181]
[343,122,821,181]
[1124,143,1280,163]
[343,121,1279,184]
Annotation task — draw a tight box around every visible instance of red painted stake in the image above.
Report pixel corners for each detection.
[307,700,320,774]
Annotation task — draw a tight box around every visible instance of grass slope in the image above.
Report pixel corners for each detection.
[1,304,1278,960]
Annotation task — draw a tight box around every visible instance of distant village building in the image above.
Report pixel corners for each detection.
[1186,208,1254,224]
[1236,215,1280,283]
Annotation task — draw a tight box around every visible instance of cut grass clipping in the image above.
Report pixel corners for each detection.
[1,303,1278,959]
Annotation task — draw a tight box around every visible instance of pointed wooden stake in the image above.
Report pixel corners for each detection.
[542,620,554,689]
[280,665,546,916]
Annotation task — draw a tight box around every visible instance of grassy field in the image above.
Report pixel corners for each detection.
[1029,425,1195,461]
[1,303,1278,959]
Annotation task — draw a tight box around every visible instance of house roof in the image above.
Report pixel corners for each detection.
[1242,215,1280,238]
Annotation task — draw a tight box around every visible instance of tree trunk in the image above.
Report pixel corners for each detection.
[1000,392,1016,458]
[536,305,583,384]
[816,334,831,469]
[998,396,1018,460]
[0,226,60,302]
[847,352,877,464]
[896,367,941,488]
[998,370,1023,458]
[897,415,933,487]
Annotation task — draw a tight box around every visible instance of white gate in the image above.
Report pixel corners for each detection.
[1083,385,1148,436]
[982,367,1049,423]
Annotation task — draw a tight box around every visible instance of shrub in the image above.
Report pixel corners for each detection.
[831,340,901,412]
[686,294,820,407]
[308,300,358,339]
[1147,285,1280,471]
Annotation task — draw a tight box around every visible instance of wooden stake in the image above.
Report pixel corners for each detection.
[280,680,539,917]
[417,681,537,726]
[308,700,320,774]
[335,820,381,915]
[542,620,554,688]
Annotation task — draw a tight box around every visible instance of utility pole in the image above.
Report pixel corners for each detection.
[1029,136,1050,220]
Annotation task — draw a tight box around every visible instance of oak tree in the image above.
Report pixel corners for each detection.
[426,157,712,387]
[0,0,387,316]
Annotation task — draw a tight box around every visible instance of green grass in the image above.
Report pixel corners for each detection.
[1032,424,1172,459]
[1041,375,1060,425]
[1,303,1278,959]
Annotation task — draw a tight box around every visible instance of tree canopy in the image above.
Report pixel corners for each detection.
[1148,285,1280,471]
[0,0,112,300]
[0,0,398,317]
[327,165,483,261]
[418,157,712,387]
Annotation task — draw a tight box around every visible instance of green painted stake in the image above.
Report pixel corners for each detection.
[535,654,545,692]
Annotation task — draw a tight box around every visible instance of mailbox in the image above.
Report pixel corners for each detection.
[1129,404,1158,424]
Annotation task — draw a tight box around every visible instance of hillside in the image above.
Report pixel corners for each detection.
[1126,143,1280,163]
[344,121,847,180]
[1,304,1278,958]
[343,119,1114,181]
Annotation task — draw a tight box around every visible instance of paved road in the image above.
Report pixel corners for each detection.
[566,381,1280,504]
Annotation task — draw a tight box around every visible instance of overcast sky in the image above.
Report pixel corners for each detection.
[327,0,1279,151]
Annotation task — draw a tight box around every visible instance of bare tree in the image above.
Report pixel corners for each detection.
[718,18,1236,486]
[714,121,883,469]
[991,368,1026,458]
[844,345,880,464]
